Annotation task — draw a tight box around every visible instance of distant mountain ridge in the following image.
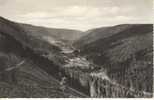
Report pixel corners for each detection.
[19,23,83,42]
[0,17,83,43]
[74,24,152,48]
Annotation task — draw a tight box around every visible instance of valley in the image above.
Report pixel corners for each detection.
[0,17,153,98]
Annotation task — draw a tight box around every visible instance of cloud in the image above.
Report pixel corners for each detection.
[18,12,51,19]
[0,0,153,30]
[0,0,8,5]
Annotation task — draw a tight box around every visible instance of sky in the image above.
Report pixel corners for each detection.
[0,0,153,31]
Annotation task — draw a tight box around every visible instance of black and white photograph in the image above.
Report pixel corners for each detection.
[0,0,153,98]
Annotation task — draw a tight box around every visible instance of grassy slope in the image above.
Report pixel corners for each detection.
[0,54,71,98]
